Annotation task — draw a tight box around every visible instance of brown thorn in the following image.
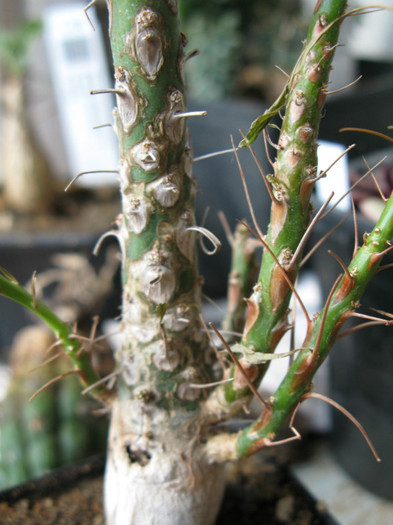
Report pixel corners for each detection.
[274,64,289,78]
[73,329,122,345]
[87,315,100,355]
[328,250,353,281]
[30,350,65,373]
[377,262,393,273]
[260,395,304,447]
[300,212,351,268]
[29,370,81,402]
[310,273,343,364]
[30,271,38,309]
[213,328,243,338]
[315,144,356,182]
[369,306,393,319]
[290,193,334,268]
[81,369,121,395]
[67,333,105,351]
[201,293,225,315]
[337,320,389,340]
[362,156,387,202]
[340,126,393,145]
[240,220,312,331]
[377,244,393,259]
[263,127,280,151]
[351,197,359,258]
[44,339,63,358]
[288,396,304,429]
[350,311,393,326]
[185,49,200,62]
[84,0,97,30]
[217,211,234,247]
[199,314,227,372]
[265,396,306,446]
[323,75,362,95]
[209,322,269,410]
[263,128,276,170]
[230,135,265,242]
[159,320,169,360]
[263,427,301,447]
[321,156,387,219]
[239,129,276,202]
[289,287,297,367]
[303,392,380,461]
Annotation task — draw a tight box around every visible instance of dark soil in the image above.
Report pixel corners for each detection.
[0,456,105,525]
[0,445,336,525]
[218,453,334,525]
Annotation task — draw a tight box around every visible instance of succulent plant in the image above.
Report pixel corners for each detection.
[1,1,392,523]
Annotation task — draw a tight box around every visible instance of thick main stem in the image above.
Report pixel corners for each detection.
[104,1,225,523]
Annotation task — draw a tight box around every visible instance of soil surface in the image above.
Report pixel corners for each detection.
[0,456,105,525]
[0,442,336,525]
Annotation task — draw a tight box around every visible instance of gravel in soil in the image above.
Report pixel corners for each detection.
[0,446,335,525]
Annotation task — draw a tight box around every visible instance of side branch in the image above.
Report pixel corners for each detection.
[0,274,110,402]
[207,190,393,461]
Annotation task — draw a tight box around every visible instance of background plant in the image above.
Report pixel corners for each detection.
[0,19,55,214]
[180,0,307,100]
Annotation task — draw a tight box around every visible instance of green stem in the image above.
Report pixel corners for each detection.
[211,0,348,410]
[0,275,106,400]
[236,190,393,456]
[222,223,258,337]
[108,0,214,412]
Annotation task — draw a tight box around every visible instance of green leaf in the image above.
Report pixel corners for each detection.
[156,303,169,323]
[231,343,300,364]
[239,84,289,147]
[0,266,19,285]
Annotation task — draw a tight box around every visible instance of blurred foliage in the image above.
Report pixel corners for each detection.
[183,11,241,101]
[180,0,307,101]
[0,20,42,78]
[0,326,108,490]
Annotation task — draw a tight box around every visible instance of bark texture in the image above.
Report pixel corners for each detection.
[104,1,226,522]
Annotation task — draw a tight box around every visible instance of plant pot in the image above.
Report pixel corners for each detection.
[312,203,393,500]
[0,453,337,525]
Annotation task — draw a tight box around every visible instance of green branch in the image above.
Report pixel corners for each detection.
[207,0,348,414]
[235,189,393,456]
[0,273,107,402]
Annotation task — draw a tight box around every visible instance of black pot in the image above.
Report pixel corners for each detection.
[0,454,337,525]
